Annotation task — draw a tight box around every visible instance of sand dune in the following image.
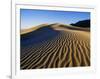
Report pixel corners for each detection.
[20,23,90,69]
[21,24,49,35]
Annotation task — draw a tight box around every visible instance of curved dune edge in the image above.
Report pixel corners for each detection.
[20,24,90,69]
[21,23,90,35]
[21,24,49,35]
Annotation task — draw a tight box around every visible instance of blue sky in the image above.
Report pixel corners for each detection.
[20,9,90,29]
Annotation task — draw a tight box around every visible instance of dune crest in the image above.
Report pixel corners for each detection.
[21,24,49,35]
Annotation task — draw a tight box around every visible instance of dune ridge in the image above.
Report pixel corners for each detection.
[20,23,90,69]
[21,24,49,35]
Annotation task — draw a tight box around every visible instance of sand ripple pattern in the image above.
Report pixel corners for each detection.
[21,26,90,69]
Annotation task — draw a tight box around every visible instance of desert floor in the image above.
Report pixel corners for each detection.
[20,23,90,69]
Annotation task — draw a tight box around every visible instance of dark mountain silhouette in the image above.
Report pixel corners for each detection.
[71,19,90,28]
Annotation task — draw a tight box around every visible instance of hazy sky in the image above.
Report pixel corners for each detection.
[20,9,90,29]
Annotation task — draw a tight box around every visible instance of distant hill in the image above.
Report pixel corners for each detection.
[71,19,90,28]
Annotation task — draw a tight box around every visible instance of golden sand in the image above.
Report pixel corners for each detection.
[20,24,90,69]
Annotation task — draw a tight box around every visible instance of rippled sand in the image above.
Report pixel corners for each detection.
[20,24,90,69]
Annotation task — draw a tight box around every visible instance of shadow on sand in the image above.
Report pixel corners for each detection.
[21,25,60,47]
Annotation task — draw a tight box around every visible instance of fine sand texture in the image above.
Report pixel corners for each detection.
[20,23,90,69]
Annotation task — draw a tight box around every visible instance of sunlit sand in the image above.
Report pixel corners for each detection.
[20,23,90,69]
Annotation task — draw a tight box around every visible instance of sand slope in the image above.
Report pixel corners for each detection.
[20,23,90,69]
